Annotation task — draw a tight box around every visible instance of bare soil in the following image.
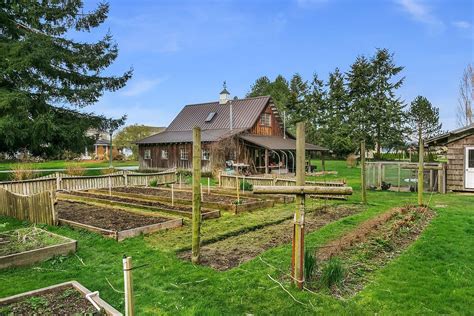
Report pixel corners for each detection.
[57,200,168,231]
[0,286,99,315]
[179,205,362,270]
[111,186,255,204]
[64,190,203,214]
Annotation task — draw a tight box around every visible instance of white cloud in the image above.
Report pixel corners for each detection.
[121,78,166,97]
[395,0,444,28]
[452,20,471,29]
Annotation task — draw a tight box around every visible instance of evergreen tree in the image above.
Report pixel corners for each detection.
[0,1,132,157]
[407,96,442,205]
[370,48,406,155]
[346,55,374,148]
[305,73,325,143]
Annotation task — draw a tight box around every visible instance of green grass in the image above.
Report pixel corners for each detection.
[0,160,472,314]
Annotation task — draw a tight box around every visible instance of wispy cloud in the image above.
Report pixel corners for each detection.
[395,0,444,29]
[452,20,471,29]
[121,78,166,97]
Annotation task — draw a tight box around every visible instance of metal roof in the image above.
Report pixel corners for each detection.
[239,135,328,151]
[426,123,474,145]
[137,128,245,144]
[165,96,271,131]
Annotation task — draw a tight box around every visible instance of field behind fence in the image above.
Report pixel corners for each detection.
[0,188,56,225]
[0,170,177,195]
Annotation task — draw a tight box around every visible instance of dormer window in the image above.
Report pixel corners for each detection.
[260,113,271,127]
[205,112,216,122]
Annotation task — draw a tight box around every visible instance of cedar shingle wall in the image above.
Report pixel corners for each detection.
[446,135,474,191]
[249,104,283,136]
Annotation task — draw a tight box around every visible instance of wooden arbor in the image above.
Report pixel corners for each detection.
[253,122,353,288]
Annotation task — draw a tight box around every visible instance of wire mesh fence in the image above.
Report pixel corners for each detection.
[366,162,446,193]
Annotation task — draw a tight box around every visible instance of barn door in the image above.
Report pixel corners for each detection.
[465,146,474,189]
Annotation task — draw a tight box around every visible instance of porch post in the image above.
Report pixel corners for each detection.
[265,148,269,174]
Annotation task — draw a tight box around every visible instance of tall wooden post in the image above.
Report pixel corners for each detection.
[321,152,326,172]
[360,140,367,204]
[192,127,202,264]
[418,132,424,206]
[293,122,305,289]
[122,256,134,316]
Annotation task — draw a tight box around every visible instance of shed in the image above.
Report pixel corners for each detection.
[426,123,474,191]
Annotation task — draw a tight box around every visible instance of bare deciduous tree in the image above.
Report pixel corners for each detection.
[457,64,473,127]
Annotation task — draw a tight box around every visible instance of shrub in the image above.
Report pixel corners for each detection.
[346,154,357,168]
[10,164,34,181]
[101,168,116,175]
[202,171,213,179]
[304,249,317,282]
[176,169,192,177]
[65,163,85,176]
[239,180,253,191]
[321,257,345,288]
[149,179,158,187]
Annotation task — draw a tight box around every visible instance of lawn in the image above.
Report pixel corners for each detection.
[0,160,472,315]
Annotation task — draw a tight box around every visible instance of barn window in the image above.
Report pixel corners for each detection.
[180,148,188,160]
[144,149,151,160]
[260,113,271,127]
[205,112,216,122]
[202,149,210,161]
[161,149,168,159]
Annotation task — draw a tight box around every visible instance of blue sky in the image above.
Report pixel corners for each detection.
[82,0,473,130]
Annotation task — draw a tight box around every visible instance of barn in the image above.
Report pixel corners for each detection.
[136,87,327,174]
[426,123,474,192]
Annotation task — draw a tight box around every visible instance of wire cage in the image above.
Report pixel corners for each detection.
[366,162,446,193]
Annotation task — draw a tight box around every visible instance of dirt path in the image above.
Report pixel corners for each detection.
[179,205,362,270]
[57,200,168,231]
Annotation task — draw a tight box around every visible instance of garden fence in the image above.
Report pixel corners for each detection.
[219,174,346,189]
[365,161,446,193]
[0,170,177,195]
[0,188,56,225]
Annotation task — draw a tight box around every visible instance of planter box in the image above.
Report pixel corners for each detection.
[0,228,76,270]
[59,217,183,242]
[0,281,121,315]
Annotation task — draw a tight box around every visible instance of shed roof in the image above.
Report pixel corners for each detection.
[165,96,272,132]
[426,123,474,146]
[239,135,328,151]
[136,128,245,144]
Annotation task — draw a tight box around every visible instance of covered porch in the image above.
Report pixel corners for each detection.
[238,135,328,175]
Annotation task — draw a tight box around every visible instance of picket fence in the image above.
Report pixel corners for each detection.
[0,188,56,225]
[219,174,346,188]
[0,170,176,195]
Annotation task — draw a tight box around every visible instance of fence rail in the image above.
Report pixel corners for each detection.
[0,170,177,195]
[0,188,56,225]
[219,174,345,189]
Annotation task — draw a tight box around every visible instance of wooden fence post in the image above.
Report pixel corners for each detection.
[207,177,210,194]
[123,256,134,316]
[171,184,174,206]
[418,136,424,206]
[192,127,202,264]
[56,172,61,191]
[293,122,305,289]
[377,163,382,189]
[360,141,367,204]
[397,162,401,192]
[124,171,128,187]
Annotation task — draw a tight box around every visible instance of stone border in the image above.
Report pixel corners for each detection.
[0,280,121,315]
[0,228,76,270]
[58,209,184,242]
[58,192,220,220]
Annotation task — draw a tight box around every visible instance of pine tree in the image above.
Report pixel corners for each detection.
[0,1,132,157]
[371,48,406,156]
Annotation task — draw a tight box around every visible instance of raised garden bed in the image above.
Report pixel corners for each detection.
[56,200,183,241]
[0,281,121,315]
[305,205,435,297]
[98,187,275,214]
[0,227,76,270]
[179,205,363,270]
[58,191,220,220]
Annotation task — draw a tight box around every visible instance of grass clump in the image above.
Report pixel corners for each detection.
[321,257,345,288]
[10,164,34,181]
[149,179,158,187]
[65,163,85,176]
[304,249,317,282]
[239,180,253,191]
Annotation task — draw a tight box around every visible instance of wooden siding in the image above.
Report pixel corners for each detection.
[249,103,283,136]
[446,134,474,191]
[139,143,212,171]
